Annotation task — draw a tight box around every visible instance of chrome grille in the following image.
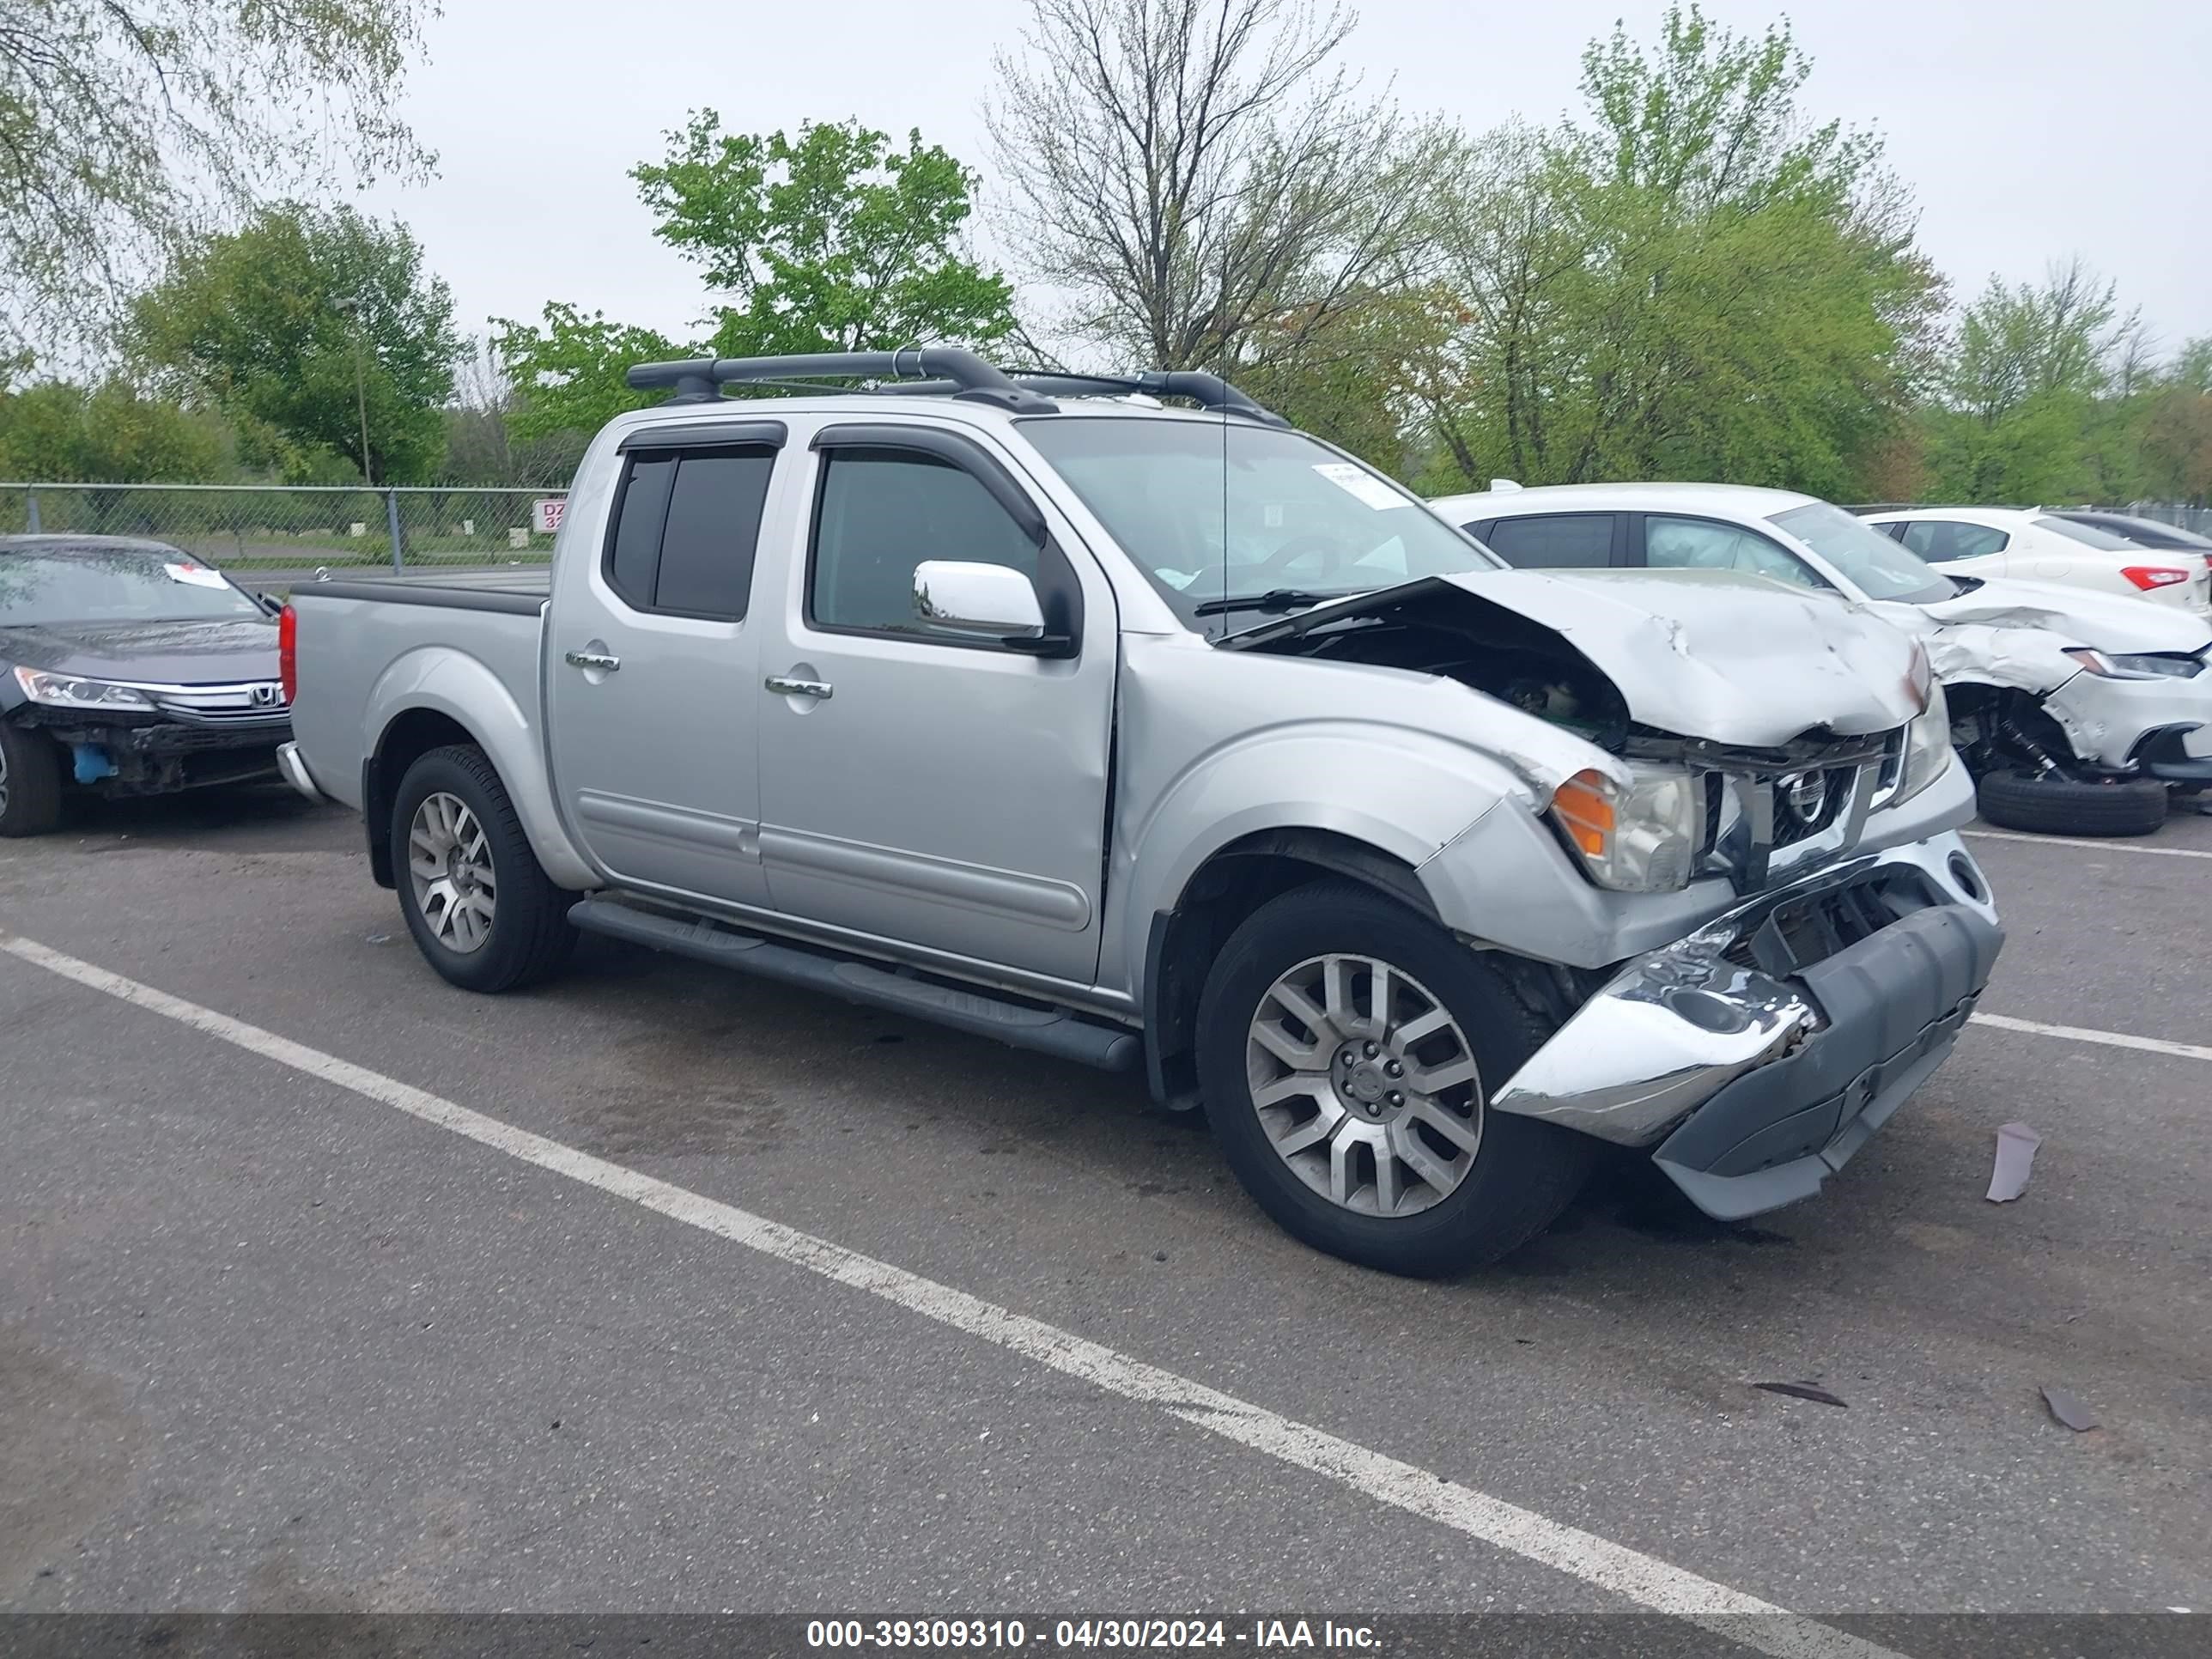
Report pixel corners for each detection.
[148,682,290,724]
[1644,730,1902,895]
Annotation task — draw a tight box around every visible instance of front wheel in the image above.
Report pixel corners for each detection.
[392,744,574,993]
[0,723,64,837]
[1195,880,1593,1276]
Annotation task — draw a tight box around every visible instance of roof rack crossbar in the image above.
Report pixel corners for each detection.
[624,349,1059,413]
[626,351,1289,425]
[872,368,1287,427]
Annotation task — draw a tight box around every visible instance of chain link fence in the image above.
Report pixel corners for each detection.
[0,483,571,577]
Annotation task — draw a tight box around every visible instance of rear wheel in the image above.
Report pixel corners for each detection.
[1195,880,1593,1276]
[1976,767,2167,837]
[0,724,64,837]
[392,744,574,992]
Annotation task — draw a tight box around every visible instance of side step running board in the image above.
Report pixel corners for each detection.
[568,896,1142,1074]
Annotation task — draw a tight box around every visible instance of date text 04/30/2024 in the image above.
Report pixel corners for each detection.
[805,1620,1381,1650]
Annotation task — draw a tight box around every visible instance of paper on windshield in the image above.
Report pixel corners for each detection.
[163,562,230,590]
[1311,463,1407,511]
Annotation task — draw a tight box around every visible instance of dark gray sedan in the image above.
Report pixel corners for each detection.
[0,535,291,836]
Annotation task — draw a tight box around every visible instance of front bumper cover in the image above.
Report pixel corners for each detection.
[1492,832,2002,1220]
[16,708,291,794]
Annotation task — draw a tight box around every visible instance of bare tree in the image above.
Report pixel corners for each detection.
[988,0,1443,374]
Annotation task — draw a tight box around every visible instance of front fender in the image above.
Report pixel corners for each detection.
[364,647,597,890]
[1114,721,1540,996]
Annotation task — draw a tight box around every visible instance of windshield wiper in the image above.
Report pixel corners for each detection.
[1191,588,1334,617]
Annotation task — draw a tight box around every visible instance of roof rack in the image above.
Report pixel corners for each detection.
[626,349,1057,413]
[624,350,1288,425]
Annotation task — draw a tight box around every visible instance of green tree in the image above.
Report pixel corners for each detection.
[636,115,1015,358]
[132,204,463,484]
[489,306,684,447]
[0,380,226,481]
[1412,6,1939,498]
[2138,338,2212,504]
[1923,259,2136,501]
[497,116,1014,444]
[0,0,434,352]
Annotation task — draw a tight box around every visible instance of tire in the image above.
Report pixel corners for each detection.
[391,744,575,993]
[1195,879,1594,1277]
[1976,768,2166,837]
[0,723,64,837]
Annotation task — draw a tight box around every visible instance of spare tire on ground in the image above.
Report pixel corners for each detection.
[1975,768,2167,837]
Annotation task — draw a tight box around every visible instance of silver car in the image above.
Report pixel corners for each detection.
[282,353,2000,1275]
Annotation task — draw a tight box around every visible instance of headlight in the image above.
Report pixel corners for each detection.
[1549,763,1704,893]
[10,665,158,711]
[1893,679,1954,805]
[2060,648,2203,680]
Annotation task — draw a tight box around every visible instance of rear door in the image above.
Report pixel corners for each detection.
[544,420,785,906]
[753,422,1117,988]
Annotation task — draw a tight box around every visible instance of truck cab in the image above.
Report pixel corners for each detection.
[282,349,2001,1276]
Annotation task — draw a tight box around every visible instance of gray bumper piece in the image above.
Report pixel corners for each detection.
[1650,902,2002,1219]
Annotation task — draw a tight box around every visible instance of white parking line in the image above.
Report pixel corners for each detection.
[0,931,1899,1659]
[1971,1012,2212,1064]
[1963,829,2212,860]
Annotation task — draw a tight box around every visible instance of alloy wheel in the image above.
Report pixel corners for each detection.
[407,791,497,954]
[1245,952,1485,1218]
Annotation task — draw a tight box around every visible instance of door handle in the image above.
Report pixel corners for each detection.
[764,674,833,701]
[565,649,620,672]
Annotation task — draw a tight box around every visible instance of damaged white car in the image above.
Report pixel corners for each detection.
[1440,483,2212,837]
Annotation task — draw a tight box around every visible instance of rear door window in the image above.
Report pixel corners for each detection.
[604,448,776,618]
[1481,514,1616,568]
[1898,520,2008,560]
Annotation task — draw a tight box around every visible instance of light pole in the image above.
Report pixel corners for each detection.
[331,293,374,486]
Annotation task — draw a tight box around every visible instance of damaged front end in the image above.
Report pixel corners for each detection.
[1490,835,2002,1218]
[1899,582,2212,783]
[9,683,291,796]
[1225,568,1949,896]
[1224,567,1996,1219]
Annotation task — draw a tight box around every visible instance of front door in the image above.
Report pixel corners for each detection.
[545,424,784,906]
[754,425,1116,988]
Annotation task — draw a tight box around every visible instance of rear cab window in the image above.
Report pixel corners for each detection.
[604,445,778,619]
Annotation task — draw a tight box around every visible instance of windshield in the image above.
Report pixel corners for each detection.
[1769,503,1955,604]
[2036,514,2140,551]
[0,548,264,627]
[1019,416,1501,629]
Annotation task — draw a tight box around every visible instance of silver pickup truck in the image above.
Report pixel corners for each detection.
[282,349,2002,1274]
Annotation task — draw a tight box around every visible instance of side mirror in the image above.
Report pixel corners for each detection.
[258,592,285,616]
[913,560,1047,643]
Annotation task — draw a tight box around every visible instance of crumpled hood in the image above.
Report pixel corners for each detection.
[0,617,279,685]
[1911,576,2212,653]
[1858,576,2212,696]
[1223,566,1924,747]
[1445,567,1923,743]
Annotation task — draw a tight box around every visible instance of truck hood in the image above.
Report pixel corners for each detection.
[1222,567,1923,746]
[0,617,280,684]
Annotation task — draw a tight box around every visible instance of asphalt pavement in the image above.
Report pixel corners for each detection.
[2,787,2208,1631]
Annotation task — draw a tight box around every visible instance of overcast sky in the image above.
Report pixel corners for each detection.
[357,0,2212,358]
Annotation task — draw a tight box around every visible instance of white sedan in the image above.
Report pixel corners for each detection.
[1858,506,2212,617]
[1434,483,2212,836]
